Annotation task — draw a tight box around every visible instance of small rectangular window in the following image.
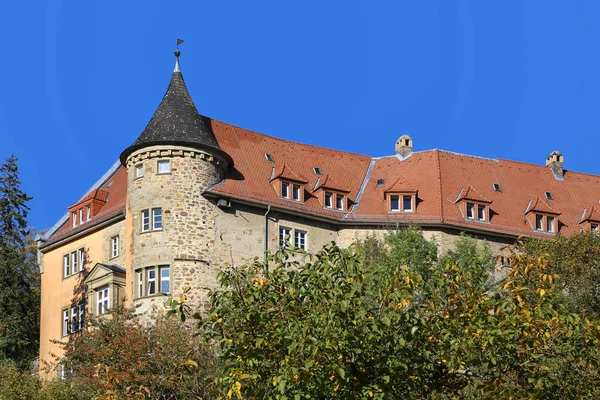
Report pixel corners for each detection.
[152,208,163,230]
[63,255,70,278]
[136,269,143,298]
[292,185,301,201]
[545,191,553,200]
[142,210,150,232]
[281,182,289,199]
[72,212,77,228]
[376,179,384,186]
[547,216,555,232]
[279,227,291,248]
[493,183,502,192]
[79,208,83,224]
[111,236,119,258]
[294,230,307,250]
[135,164,144,178]
[71,251,78,275]
[147,268,156,295]
[477,205,486,221]
[86,205,91,221]
[71,306,78,333]
[79,248,85,272]
[63,309,69,336]
[466,203,474,219]
[403,196,412,212]
[335,194,344,210]
[390,195,400,212]
[157,160,170,174]
[324,192,333,208]
[535,214,543,230]
[159,266,170,293]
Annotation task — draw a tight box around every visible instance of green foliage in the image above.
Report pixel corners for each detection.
[0,155,40,368]
[520,232,600,315]
[0,360,82,400]
[178,229,600,399]
[55,307,217,399]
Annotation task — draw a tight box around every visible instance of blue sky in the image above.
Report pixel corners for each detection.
[1,1,599,231]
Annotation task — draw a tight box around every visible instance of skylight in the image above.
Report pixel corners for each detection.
[545,191,553,200]
[493,183,501,192]
[265,153,274,162]
[313,167,322,175]
[376,179,384,186]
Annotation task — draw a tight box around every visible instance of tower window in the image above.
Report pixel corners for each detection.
[493,183,502,192]
[157,160,170,174]
[545,191,553,200]
[135,165,144,178]
[265,153,274,162]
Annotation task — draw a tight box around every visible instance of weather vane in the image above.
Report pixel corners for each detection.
[174,39,184,72]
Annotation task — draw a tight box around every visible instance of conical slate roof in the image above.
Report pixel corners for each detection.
[120,51,232,167]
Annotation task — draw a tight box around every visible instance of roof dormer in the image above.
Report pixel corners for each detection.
[314,175,350,211]
[579,206,600,232]
[68,189,109,228]
[524,197,561,233]
[270,164,307,202]
[454,185,491,222]
[384,176,417,213]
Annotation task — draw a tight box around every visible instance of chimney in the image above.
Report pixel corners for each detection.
[546,150,564,180]
[396,134,413,157]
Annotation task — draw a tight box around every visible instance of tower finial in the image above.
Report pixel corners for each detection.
[174,38,184,72]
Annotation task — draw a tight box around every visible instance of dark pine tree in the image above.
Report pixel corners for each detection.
[0,155,40,369]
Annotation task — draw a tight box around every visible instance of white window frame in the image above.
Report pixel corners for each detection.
[547,216,555,233]
[147,268,156,296]
[111,236,119,258]
[71,306,78,333]
[86,205,91,221]
[466,203,474,219]
[477,205,486,221]
[335,194,344,210]
[279,227,292,248]
[71,251,78,275]
[135,164,144,178]
[62,309,69,336]
[152,208,163,230]
[390,195,400,212]
[402,195,413,212]
[157,160,170,174]
[159,265,170,294]
[97,287,109,315]
[78,303,85,331]
[292,184,301,201]
[324,192,333,209]
[72,212,77,228]
[592,223,599,232]
[137,269,143,298]
[535,214,543,231]
[79,208,83,224]
[63,255,70,278]
[294,230,307,250]
[281,182,289,199]
[142,210,150,232]
[79,248,85,272]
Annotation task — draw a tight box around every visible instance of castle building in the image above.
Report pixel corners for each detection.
[37,48,600,377]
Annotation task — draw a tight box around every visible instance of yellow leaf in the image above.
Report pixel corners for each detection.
[184,359,198,368]
[539,289,546,297]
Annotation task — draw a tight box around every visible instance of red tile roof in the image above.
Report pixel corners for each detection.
[47,118,600,242]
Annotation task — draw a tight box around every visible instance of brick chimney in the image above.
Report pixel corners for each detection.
[546,150,564,180]
[396,135,413,157]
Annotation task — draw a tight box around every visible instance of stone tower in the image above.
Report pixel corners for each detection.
[120,46,233,318]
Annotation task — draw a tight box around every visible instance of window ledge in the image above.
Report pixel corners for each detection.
[465,218,490,224]
[134,293,170,302]
[62,270,85,281]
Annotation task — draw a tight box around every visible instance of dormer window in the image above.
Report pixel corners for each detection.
[281,182,290,199]
[455,186,491,223]
[72,212,77,228]
[335,194,345,210]
[325,192,333,208]
[389,194,414,212]
[86,205,91,221]
[466,203,474,219]
[535,214,555,232]
[592,224,598,233]
[292,184,301,201]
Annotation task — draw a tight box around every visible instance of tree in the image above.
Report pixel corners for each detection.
[54,307,217,399]
[172,229,600,399]
[0,155,40,368]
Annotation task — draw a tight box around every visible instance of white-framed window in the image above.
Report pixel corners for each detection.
[62,309,69,336]
[152,208,162,230]
[466,203,474,219]
[159,265,170,293]
[71,251,78,275]
[136,266,171,298]
[294,230,307,250]
[292,185,301,201]
[535,214,543,230]
[63,255,70,278]
[79,208,83,224]
[135,164,144,178]
[403,196,413,212]
[281,182,289,199]
[157,160,170,174]
[147,268,156,296]
[592,224,599,233]
[324,192,333,208]
[86,205,91,221]
[78,304,85,331]
[71,306,77,334]
[79,248,85,272]
[137,269,143,298]
[477,205,486,221]
[111,236,119,258]
[335,194,344,210]
[547,216,555,233]
[72,212,77,228]
[279,227,292,248]
[97,287,109,315]
[142,210,150,232]
[390,196,400,212]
